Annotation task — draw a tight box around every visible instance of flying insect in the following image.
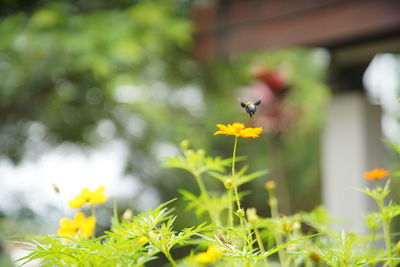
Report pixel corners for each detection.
[240,99,261,118]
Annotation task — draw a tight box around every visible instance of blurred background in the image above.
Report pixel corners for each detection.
[0,0,399,265]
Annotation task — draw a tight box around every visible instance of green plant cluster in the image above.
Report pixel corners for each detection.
[16,134,400,266]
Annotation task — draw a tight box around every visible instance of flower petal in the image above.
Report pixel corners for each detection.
[89,186,107,206]
[68,195,87,209]
[80,216,96,238]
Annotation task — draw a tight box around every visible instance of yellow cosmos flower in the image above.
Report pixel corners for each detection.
[364,168,390,180]
[57,212,96,238]
[68,186,107,208]
[214,122,262,138]
[195,245,223,263]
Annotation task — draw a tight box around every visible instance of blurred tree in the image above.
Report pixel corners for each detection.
[0,0,329,221]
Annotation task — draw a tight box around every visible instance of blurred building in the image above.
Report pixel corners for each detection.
[192,0,400,231]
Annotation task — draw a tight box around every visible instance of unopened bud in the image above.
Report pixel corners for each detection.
[122,209,133,220]
[246,208,259,223]
[52,183,60,194]
[180,140,189,150]
[309,251,321,262]
[224,179,233,189]
[265,181,276,190]
[282,222,291,232]
[236,209,245,217]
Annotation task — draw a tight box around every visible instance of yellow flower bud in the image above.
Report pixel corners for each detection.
[282,222,292,232]
[309,251,321,262]
[236,209,245,217]
[265,180,276,190]
[224,179,233,189]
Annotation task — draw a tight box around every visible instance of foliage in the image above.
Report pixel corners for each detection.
[16,123,400,266]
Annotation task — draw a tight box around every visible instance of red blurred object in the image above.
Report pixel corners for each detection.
[251,66,289,96]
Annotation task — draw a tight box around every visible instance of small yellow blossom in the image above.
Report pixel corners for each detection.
[137,236,149,244]
[265,180,276,190]
[214,122,263,138]
[57,212,96,238]
[68,186,107,208]
[195,245,223,263]
[195,252,212,263]
[364,168,389,180]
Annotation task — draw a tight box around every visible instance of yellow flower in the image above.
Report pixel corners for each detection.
[214,122,262,138]
[364,168,390,180]
[57,212,96,238]
[68,186,107,208]
[89,186,107,206]
[137,236,149,244]
[195,245,223,263]
[195,252,213,263]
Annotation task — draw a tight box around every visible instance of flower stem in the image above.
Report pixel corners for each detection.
[267,184,288,267]
[194,173,209,201]
[164,251,177,267]
[232,136,238,178]
[377,198,394,267]
[228,189,234,227]
[90,206,96,218]
[231,137,243,219]
[193,172,220,225]
[254,226,268,265]
[254,227,265,253]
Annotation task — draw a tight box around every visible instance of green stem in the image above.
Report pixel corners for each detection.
[90,206,96,218]
[267,185,288,267]
[58,194,66,217]
[231,137,243,218]
[228,188,234,227]
[232,136,238,177]
[113,199,119,226]
[226,136,239,228]
[254,227,267,265]
[254,228,265,252]
[377,198,394,267]
[164,251,177,267]
[193,173,219,225]
[194,173,209,200]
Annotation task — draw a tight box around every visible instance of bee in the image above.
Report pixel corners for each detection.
[240,99,261,118]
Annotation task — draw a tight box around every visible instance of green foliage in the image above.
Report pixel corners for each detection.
[16,136,400,266]
[0,0,193,163]
[17,200,209,267]
[163,141,232,177]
